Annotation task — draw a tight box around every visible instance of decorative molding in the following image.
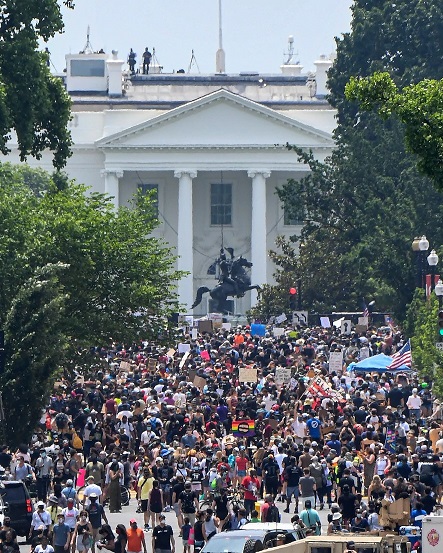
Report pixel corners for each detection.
[174,170,198,180]
[248,170,271,179]
[100,169,124,179]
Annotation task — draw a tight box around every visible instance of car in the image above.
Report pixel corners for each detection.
[0,480,33,537]
[200,523,301,553]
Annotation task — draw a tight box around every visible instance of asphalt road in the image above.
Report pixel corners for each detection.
[105,497,332,553]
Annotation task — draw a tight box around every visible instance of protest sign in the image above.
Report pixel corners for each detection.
[179,350,190,370]
[320,317,331,328]
[193,376,206,389]
[232,420,255,437]
[329,351,344,374]
[178,343,191,354]
[239,368,258,383]
[275,368,291,386]
[273,327,285,337]
[198,320,213,334]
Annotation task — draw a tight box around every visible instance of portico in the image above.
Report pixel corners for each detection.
[95,89,335,312]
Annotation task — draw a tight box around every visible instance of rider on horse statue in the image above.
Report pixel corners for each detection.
[217,247,240,296]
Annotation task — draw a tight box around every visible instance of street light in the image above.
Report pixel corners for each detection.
[419,236,430,251]
[412,235,429,290]
[436,279,443,308]
[427,249,439,292]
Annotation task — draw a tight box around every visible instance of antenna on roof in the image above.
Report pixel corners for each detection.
[216,0,226,73]
[283,35,299,65]
[82,26,94,54]
[187,50,200,74]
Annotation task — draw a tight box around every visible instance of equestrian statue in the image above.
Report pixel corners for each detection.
[191,248,261,314]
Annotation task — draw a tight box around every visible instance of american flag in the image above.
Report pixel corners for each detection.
[387,339,412,370]
[362,303,369,318]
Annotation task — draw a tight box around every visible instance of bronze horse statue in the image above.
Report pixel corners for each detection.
[191,256,260,314]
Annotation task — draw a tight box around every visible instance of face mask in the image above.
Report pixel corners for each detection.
[58,519,64,524]
[41,452,46,458]
[81,516,87,522]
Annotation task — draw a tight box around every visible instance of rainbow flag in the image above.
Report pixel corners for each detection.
[232,419,255,437]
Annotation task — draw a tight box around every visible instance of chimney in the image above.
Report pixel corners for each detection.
[280,63,303,76]
[314,55,333,97]
[106,51,124,97]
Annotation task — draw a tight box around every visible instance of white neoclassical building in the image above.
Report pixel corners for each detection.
[2,50,336,315]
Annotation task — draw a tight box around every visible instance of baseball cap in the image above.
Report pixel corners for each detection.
[129,519,137,524]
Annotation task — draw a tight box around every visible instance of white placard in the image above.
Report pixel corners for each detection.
[333,317,344,329]
[222,322,231,331]
[273,327,285,337]
[358,316,369,326]
[275,313,287,324]
[191,328,198,340]
[178,343,191,354]
[275,368,292,386]
[359,346,370,360]
[238,368,258,383]
[320,316,331,328]
[329,351,344,374]
[185,315,194,327]
[341,320,352,335]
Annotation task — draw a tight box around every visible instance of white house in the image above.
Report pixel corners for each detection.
[2,50,336,315]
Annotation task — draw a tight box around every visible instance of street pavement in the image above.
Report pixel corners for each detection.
[105,497,332,553]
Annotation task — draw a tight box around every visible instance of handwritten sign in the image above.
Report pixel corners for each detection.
[275,368,291,386]
[179,350,190,370]
[193,376,206,390]
[329,351,344,374]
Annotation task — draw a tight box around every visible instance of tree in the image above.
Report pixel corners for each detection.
[277,0,443,318]
[1,263,68,446]
[0,164,182,347]
[248,236,300,321]
[0,0,73,168]
[346,73,443,190]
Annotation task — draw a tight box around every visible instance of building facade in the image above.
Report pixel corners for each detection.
[2,52,336,315]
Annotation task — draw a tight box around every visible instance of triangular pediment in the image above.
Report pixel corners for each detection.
[96,89,334,149]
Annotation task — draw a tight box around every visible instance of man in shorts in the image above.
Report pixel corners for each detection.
[137,468,153,530]
[284,458,303,514]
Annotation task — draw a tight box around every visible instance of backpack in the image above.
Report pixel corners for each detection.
[265,504,280,522]
[210,477,218,490]
[72,432,83,450]
[336,459,347,481]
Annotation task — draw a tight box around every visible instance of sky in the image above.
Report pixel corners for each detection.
[46,0,353,75]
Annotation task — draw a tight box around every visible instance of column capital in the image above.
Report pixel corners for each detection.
[174,169,197,180]
[248,169,271,179]
[101,168,124,179]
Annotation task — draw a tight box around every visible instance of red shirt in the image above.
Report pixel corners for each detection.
[236,457,248,471]
[242,475,259,501]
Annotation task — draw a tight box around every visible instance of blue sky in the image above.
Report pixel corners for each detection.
[47,0,352,75]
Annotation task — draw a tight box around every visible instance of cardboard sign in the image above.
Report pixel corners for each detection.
[119,361,131,372]
[166,348,176,358]
[188,369,197,383]
[355,324,367,334]
[329,351,344,374]
[275,368,291,386]
[198,320,213,334]
[238,367,258,383]
[358,316,369,327]
[273,327,285,337]
[193,376,206,389]
[359,346,370,360]
[222,322,231,331]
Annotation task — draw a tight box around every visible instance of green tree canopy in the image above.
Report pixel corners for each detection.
[0,0,73,168]
[275,0,443,319]
[0,164,181,346]
[346,73,443,190]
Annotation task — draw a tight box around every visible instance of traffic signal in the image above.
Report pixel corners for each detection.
[289,287,297,310]
[438,310,443,339]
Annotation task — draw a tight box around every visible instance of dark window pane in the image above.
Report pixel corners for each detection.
[211,183,232,225]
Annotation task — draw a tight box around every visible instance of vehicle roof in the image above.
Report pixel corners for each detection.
[239,523,296,532]
[299,536,385,543]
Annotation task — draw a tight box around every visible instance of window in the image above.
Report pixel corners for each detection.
[70,60,105,77]
[211,183,232,225]
[283,202,304,226]
[138,184,158,217]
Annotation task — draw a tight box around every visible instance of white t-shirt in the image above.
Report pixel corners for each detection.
[35,546,54,553]
[83,483,102,505]
[61,507,79,529]
[407,395,422,409]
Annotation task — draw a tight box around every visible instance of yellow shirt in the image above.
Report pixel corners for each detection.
[138,476,154,500]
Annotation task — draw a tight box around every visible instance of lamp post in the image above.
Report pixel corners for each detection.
[419,235,430,289]
[436,279,443,308]
[427,249,439,292]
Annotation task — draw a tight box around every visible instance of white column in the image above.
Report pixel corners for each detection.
[248,170,271,305]
[101,169,123,210]
[174,170,197,311]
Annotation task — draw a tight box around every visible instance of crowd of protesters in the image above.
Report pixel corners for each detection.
[0,321,441,553]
